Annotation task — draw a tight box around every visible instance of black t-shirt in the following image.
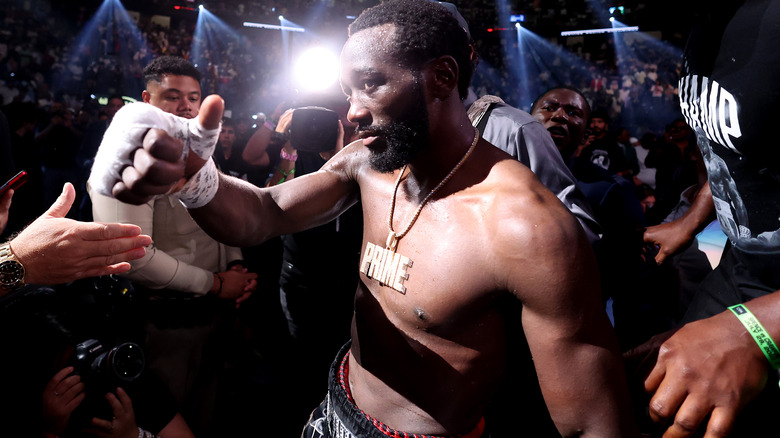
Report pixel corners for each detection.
[679,0,780,253]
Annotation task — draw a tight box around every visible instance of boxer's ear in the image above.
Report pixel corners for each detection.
[425,55,459,100]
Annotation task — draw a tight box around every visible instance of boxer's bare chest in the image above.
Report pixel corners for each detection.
[357,180,498,332]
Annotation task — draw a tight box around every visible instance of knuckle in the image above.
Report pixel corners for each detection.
[706,422,732,437]
[673,415,700,433]
[649,399,673,420]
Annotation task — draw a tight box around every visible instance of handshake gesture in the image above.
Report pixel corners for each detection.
[90,95,226,206]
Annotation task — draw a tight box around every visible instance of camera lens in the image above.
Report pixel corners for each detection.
[106,342,145,382]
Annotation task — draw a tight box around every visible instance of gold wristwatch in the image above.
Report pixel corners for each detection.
[0,243,25,290]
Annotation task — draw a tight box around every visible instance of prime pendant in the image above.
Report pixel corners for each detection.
[359,241,413,294]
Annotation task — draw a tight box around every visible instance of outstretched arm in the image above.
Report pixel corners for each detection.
[100,95,361,248]
[188,148,360,247]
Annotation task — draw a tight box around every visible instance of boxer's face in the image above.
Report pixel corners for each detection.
[142,74,201,119]
[340,24,430,173]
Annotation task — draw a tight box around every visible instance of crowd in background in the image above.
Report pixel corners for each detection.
[0,0,685,130]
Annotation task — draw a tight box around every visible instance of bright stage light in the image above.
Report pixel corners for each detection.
[293,46,339,92]
[243,22,305,32]
[561,26,638,36]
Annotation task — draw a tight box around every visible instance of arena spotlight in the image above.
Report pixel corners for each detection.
[243,22,306,32]
[57,0,147,96]
[561,26,638,36]
[293,46,340,92]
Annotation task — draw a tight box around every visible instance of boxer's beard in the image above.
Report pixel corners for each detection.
[358,84,430,173]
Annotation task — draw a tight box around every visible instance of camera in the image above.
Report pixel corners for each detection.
[290,106,340,153]
[68,339,145,427]
[73,338,145,386]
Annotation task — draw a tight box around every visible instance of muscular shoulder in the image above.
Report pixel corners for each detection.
[321,138,371,183]
[478,157,591,296]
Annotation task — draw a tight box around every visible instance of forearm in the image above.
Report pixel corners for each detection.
[670,181,714,237]
[266,145,297,187]
[90,187,214,294]
[123,248,214,294]
[540,338,638,437]
[188,173,278,246]
[242,126,272,166]
[189,167,358,247]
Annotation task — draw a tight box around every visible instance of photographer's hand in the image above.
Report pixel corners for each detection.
[42,366,85,435]
[275,109,294,134]
[85,387,138,438]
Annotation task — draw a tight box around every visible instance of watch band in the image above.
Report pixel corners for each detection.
[0,243,13,259]
[0,242,25,289]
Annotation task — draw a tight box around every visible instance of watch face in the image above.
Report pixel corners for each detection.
[0,260,24,286]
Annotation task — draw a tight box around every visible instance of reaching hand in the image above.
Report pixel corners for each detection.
[275,109,294,134]
[42,366,85,435]
[641,311,769,437]
[10,183,152,285]
[84,387,138,438]
[643,221,694,265]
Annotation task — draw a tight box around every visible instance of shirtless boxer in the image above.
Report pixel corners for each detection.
[93,1,636,436]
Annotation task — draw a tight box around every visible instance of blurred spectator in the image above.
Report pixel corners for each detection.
[213,117,251,181]
[35,103,83,218]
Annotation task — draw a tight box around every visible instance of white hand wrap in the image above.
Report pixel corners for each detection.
[88,102,221,197]
[177,157,219,208]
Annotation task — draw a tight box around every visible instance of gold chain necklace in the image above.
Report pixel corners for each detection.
[358,127,479,294]
[386,127,480,252]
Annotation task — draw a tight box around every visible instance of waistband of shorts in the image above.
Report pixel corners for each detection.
[328,344,486,438]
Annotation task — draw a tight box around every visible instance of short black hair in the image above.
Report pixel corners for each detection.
[221,117,237,129]
[530,86,592,119]
[590,108,610,124]
[143,56,201,87]
[348,0,473,100]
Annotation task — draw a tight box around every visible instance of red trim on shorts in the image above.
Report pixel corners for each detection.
[339,351,486,438]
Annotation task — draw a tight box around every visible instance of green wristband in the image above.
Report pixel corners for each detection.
[728,304,780,370]
[277,166,295,177]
